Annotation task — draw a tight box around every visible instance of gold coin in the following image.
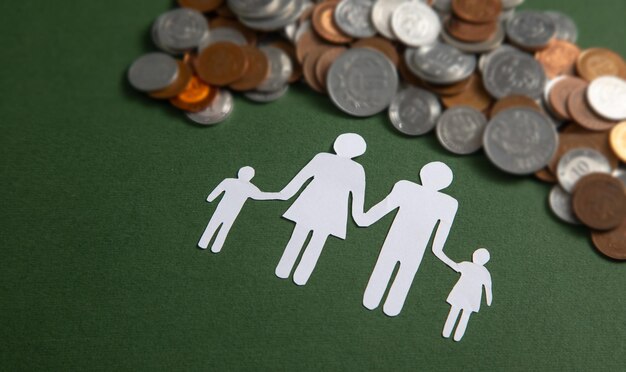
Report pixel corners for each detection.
[610,121,626,162]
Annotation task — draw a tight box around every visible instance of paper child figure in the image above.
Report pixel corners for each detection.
[360,162,458,317]
[198,166,280,253]
[275,133,368,286]
[442,248,493,342]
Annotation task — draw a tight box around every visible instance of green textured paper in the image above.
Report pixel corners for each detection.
[1,0,625,370]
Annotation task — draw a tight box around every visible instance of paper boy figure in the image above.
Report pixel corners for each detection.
[442,248,493,342]
[198,166,281,253]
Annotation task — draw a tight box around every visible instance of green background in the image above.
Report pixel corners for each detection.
[1,0,625,370]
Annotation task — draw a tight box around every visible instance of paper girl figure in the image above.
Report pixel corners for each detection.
[198,166,281,253]
[442,248,493,342]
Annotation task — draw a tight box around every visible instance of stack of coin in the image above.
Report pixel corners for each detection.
[126,0,626,259]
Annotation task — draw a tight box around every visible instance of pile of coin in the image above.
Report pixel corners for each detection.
[127,0,626,260]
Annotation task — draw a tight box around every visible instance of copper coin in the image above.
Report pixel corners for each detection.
[441,74,492,111]
[302,46,330,93]
[447,17,497,43]
[296,30,327,64]
[535,40,580,79]
[149,60,192,99]
[576,48,626,81]
[535,167,557,183]
[312,2,353,44]
[170,76,217,112]
[567,86,617,132]
[548,129,620,173]
[178,0,224,13]
[610,121,626,162]
[422,76,473,97]
[229,46,270,91]
[209,17,258,45]
[196,42,249,86]
[572,173,626,231]
[490,95,542,118]
[215,3,236,18]
[352,37,400,66]
[548,76,586,120]
[270,40,303,83]
[314,46,346,91]
[451,0,501,24]
[591,218,626,260]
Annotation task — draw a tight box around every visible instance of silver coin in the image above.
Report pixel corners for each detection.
[586,76,626,121]
[239,0,305,31]
[406,42,476,85]
[506,11,556,50]
[127,52,179,92]
[549,185,580,225]
[227,0,282,19]
[185,90,234,125]
[257,46,293,92]
[499,8,516,22]
[478,44,520,73]
[198,27,247,51]
[334,0,377,38]
[153,8,209,53]
[245,84,290,103]
[614,167,626,186]
[388,87,441,136]
[542,76,567,119]
[501,0,524,9]
[440,20,505,53]
[483,108,559,175]
[482,50,546,99]
[436,106,487,155]
[327,48,399,117]
[391,2,440,47]
[544,11,578,43]
[372,0,424,39]
[556,148,611,192]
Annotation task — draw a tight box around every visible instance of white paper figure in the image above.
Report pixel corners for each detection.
[360,162,458,317]
[275,133,368,286]
[198,166,281,253]
[442,248,492,342]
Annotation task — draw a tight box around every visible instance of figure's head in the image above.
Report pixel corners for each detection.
[473,248,490,265]
[333,133,367,159]
[419,161,453,191]
[238,166,255,181]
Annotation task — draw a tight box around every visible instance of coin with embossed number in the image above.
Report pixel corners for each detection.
[153,8,209,54]
[483,108,559,175]
[389,87,441,136]
[371,0,407,40]
[436,106,487,155]
[334,0,377,38]
[406,42,476,85]
[391,2,440,47]
[327,48,398,117]
[556,148,611,192]
[483,50,546,99]
[506,11,556,51]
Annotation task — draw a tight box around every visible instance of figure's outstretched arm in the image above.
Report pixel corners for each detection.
[432,205,459,271]
[249,186,285,201]
[206,181,227,202]
[277,158,316,200]
[358,193,397,227]
[484,274,493,306]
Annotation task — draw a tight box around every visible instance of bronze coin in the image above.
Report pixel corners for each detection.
[572,173,626,231]
[352,37,400,66]
[534,167,557,183]
[229,46,270,91]
[548,129,620,173]
[170,76,218,112]
[591,218,626,260]
[490,95,542,118]
[576,48,626,81]
[296,30,327,64]
[315,47,346,92]
[178,0,224,13]
[397,53,425,87]
[208,17,258,45]
[215,3,236,18]
[302,46,330,93]
[196,42,249,86]
[535,40,580,79]
[609,121,626,162]
[441,74,492,111]
[451,0,501,24]
[149,60,192,99]
[270,40,303,83]
[567,86,617,132]
[312,1,353,44]
[447,17,497,43]
[422,76,473,97]
[548,76,586,120]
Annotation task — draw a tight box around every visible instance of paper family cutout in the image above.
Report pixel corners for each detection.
[198,133,492,342]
